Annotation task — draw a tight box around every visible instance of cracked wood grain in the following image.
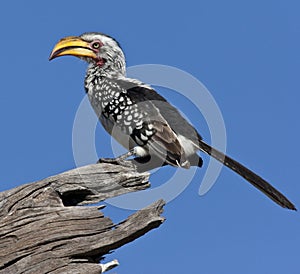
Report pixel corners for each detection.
[0,162,165,274]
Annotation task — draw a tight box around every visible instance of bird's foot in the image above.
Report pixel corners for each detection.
[97,157,135,168]
[97,150,135,168]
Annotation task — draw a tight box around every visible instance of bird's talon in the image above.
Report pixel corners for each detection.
[97,157,134,168]
[97,157,119,164]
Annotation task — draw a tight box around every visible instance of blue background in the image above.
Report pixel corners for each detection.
[1,1,299,273]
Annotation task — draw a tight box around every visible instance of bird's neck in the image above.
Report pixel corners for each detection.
[84,64,124,93]
[89,62,125,77]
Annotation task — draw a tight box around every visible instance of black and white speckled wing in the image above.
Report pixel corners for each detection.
[121,82,202,145]
[127,96,188,167]
[111,78,202,166]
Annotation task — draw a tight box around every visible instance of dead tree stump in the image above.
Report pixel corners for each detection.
[0,162,165,274]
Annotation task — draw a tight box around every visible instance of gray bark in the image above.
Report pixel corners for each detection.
[0,162,165,274]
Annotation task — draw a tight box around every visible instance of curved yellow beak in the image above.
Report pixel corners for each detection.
[49,36,97,60]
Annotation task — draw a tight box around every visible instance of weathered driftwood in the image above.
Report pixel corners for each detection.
[0,162,165,274]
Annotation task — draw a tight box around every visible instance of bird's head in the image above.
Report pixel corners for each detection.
[49,32,126,75]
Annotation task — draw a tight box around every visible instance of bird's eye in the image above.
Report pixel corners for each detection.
[91,41,101,49]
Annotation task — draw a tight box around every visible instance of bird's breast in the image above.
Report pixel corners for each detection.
[87,80,149,137]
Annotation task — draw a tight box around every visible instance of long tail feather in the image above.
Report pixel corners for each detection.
[198,140,296,210]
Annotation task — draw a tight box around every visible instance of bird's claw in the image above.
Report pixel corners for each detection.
[97,157,134,168]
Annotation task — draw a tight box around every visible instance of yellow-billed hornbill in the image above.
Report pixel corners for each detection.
[49,32,296,210]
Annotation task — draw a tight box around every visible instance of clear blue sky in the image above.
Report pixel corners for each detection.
[1,1,300,273]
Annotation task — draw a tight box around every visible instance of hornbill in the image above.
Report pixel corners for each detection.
[49,32,296,210]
